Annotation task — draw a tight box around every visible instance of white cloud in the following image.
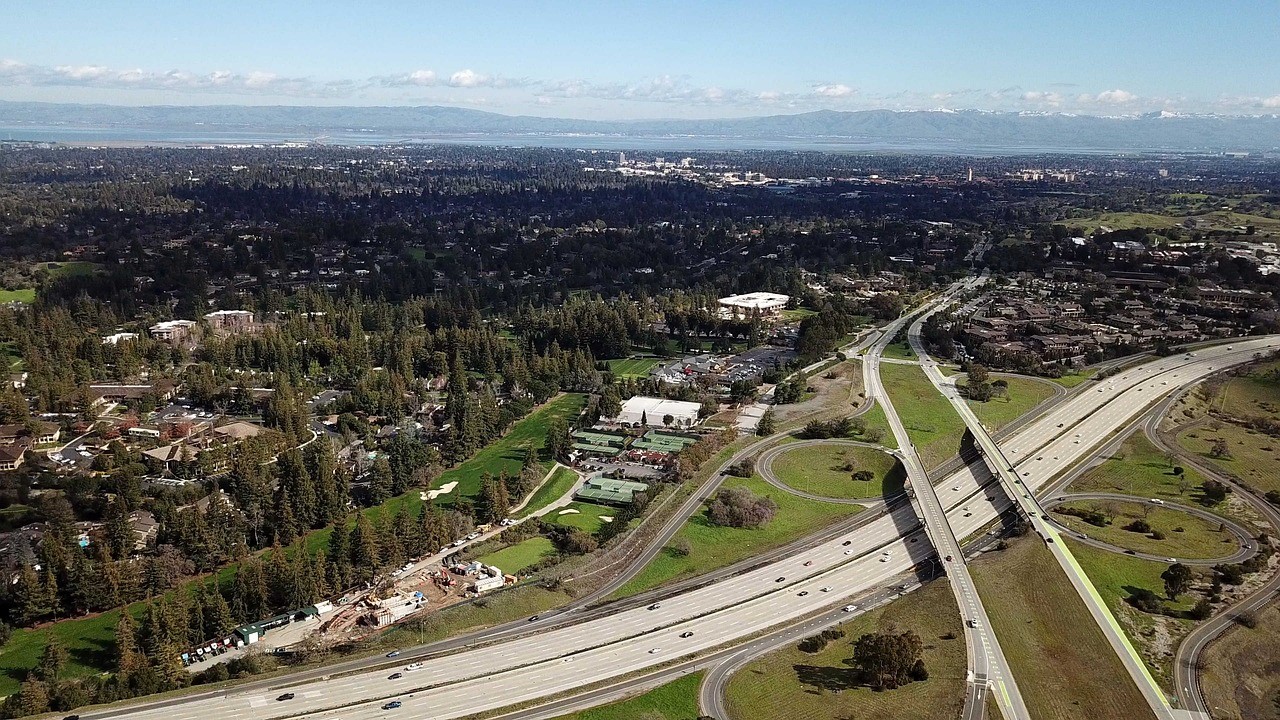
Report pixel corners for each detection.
[1021,90,1063,106]
[1263,95,1280,108]
[449,69,485,87]
[1091,88,1137,104]
[813,83,854,98]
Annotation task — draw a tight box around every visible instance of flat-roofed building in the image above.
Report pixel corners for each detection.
[611,396,701,428]
[149,319,196,344]
[717,292,790,318]
[205,309,255,332]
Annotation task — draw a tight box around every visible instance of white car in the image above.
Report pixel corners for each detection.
[843,605,858,612]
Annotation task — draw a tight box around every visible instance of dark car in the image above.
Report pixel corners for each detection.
[841,540,852,546]
[679,631,694,638]
[648,603,661,610]
[386,650,401,658]
[383,700,403,710]
[277,693,296,701]
[775,576,785,582]
[389,672,403,680]
[528,615,540,622]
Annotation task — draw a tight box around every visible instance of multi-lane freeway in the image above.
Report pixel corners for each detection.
[85,332,1280,720]
[862,294,1029,720]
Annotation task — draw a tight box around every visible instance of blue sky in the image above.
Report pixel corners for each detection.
[2,0,1278,118]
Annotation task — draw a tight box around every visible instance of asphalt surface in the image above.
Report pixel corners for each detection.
[82,335,1280,720]
[885,275,1029,720]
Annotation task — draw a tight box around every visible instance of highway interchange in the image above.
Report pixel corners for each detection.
[84,306,1280,720]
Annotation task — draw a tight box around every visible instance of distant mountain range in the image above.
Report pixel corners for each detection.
[1,101,1278,153]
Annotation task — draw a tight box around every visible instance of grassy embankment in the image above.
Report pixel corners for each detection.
[769,443,904,499]
[969,536,1158,720]
[549,672,702,720]
[613,474,863,598]
[724,580,965,720]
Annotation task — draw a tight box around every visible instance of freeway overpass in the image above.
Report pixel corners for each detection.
[865,288,1028,720]
[906,290,1256,720]
[84,338,1280,720]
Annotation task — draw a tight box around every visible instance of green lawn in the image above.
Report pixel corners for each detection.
[1064,209,1280,236]
[880,342,916,361]
[965,375,1055,431]
[1068,434,1236,515]
[970,536,1158,720]
[517,466,581,519]
[1051,499,1239,559]
[547,502,616,534]
[725,580,965,720]
[880,363,965,470]
[478,537,556,574]
[0,606,142,696]
[1181,420,1280,496]
[39,260,101,278]
[856,402,897,449]
[1065,539,1197,691]
[1050,370,1097,388]
[551,672,702,720]
[0,288,36,303]
[769,443,904,499]
[608,357,661,378]
[613,474,863,598]
[780,308,817,322]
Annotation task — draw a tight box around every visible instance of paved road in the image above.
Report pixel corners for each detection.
[1041,492,1257,566]
[879,276,1029,720]
[81,337,1280,720]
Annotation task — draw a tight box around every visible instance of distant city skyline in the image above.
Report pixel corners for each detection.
[3,0,1278,119]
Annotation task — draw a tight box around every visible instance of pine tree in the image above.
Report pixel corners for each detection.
[349,514,381,582]
[37,637,68,681]
[105,498,134,560]
[115,610,145,677]
[202,582,235,639]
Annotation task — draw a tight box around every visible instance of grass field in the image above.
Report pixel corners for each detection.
[478,537,556,574]
[1068,434,1238,514]
[880,342,916,360]
[379,582,575,650]
[1065,539,1196,691]
[0,288,36,303]
[1200,603,1280,720]
[725,580,964,720]
[965,375,1055,431]
[1180,423,1280,496]
[547,502,615,534]
[1050,370,1097,388]
[780,308,817,322]
[857,401,897,449]
[613,474,863,598]
[1050,499,1239,559]
[608,357,661,378]
[0,605,142,695]
[38,260,101,277]
[551,672,702,720]
[880,363,965,470]
[517,466,581,519]
[769,443,904,499]
[969,536,1158,720]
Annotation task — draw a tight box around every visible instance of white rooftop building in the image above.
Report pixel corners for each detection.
[102,332,139,345]
[612,396,702,428]
[718,292,790,318]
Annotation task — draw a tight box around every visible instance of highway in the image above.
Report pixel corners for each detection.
[85,336,1280,720]
[865,287,1029,720]
[908,291,1280,720]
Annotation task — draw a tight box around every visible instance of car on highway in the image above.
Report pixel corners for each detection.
[879,555,889,562]
[648,603,661,610]
[404,662,423,671]
[1149,498,1165,505]
[277,693,295,701]
[385,650,400,658]
[649,648,661,654]
[967,619,979,628]
[382,701,403,710]
[680,631,694,638]
[803,560,813,566]
[388,672,403,680]
[819,586,831,592]
[775,576,786,582]
[842,604,857,612]
[797,590,809,596]
[528,615,540,622]
[842,540,852,546]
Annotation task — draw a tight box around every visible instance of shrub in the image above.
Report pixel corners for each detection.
[706,486,779,529]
